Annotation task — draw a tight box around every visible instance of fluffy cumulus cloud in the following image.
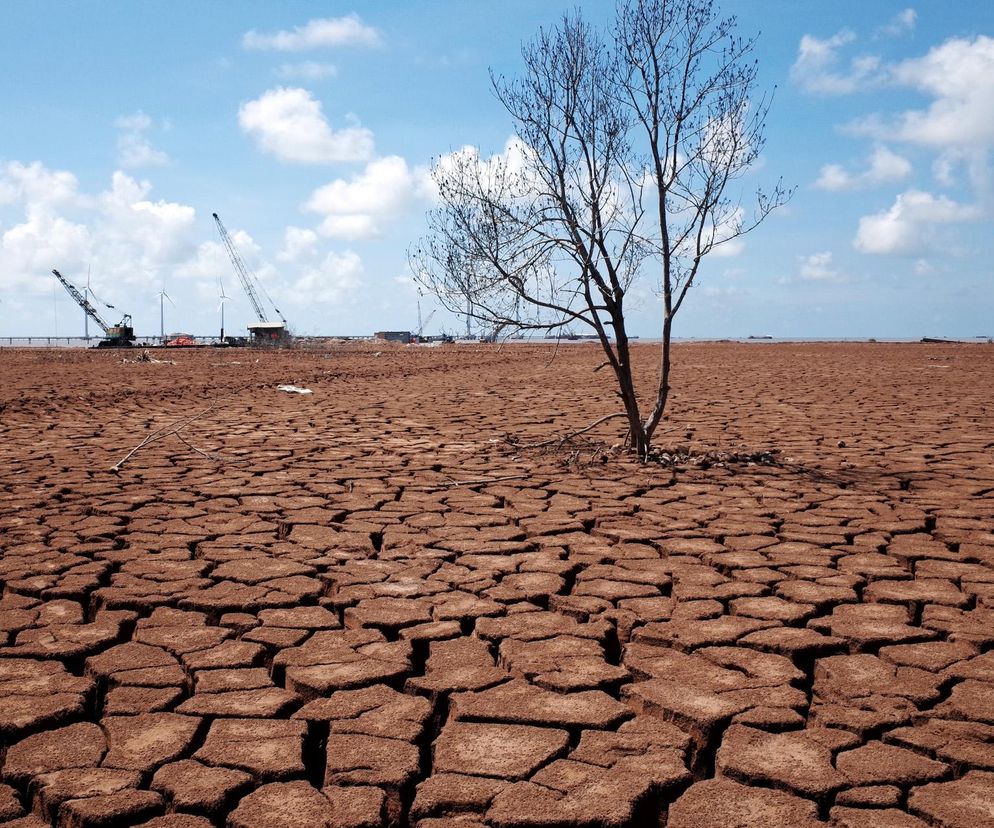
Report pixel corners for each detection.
[883,36,994,148]
[115,112,169,169]
[291,250,363,304]
[243,15,380,51]
[854,190,981,255]
[239,87,374,164]
[0,160,80,209]
[814,146,912,191]
[0,163,197,300]
[274,61,338,81]
[790,30,881,95]
[305,155,432,239]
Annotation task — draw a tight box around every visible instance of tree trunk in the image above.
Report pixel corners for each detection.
[643,311,672,444]
[611,314,650,458]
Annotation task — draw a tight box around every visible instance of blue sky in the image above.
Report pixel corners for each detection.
[0,1,991,339]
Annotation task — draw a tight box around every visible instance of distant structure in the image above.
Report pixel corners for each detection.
[248,321,289,343]
[213,212,289,342]
[374,331,412,343]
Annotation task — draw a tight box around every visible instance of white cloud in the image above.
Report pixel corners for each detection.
[114,111,169,169]
[798,251,842,281]
[243,15,380,51]
[877,8,917,39]
[239,87,374,164]
[790,30,881,95]
[854,190,981,255]
[291,250,363,303]
[0,161,79,209]
[814,146,912,191]
[278,226,319,262]
[887,36,994,147]
[305,155,432,239]
[0,165,197,300]
[275,61,338,81]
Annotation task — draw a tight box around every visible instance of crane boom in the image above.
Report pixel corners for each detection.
[212,212,287,328]
[51,269,110,334]
[416,309,436,337]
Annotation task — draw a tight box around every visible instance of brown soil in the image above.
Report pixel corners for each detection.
[1,340,993,827]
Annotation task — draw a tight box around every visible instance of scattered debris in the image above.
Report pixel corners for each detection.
[123,349,175,365]
[276,385,313,395]
[647,446,781,469]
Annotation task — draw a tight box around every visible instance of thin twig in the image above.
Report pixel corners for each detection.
[412,474,529,490]
[174,431,222,462]
[516,411,628,449]
[109,402,217,472]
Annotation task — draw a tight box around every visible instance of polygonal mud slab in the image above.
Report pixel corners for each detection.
[668,778,823,828]
[193,719,307,780]
[432,722,569,780]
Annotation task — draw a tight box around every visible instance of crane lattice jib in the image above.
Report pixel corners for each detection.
[213,212,268,324]
[51,269,110,334]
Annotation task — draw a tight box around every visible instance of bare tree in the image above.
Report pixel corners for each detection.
[411,0,791,458]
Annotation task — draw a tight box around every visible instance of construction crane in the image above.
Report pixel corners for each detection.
[51,269,134,347]
[212,213,288,341]
[414,309,436,340]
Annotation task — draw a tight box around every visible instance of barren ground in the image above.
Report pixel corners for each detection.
[1,341,993,828]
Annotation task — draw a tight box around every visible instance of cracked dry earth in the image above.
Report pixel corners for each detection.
[1,342,993,828]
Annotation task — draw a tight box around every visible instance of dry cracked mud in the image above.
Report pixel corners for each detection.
[1,340,993,827]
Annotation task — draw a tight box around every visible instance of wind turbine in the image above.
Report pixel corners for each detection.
[217,276,231,342]
[156,287,174,340]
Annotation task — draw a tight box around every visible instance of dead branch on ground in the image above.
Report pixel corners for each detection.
[109,402,218,472]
